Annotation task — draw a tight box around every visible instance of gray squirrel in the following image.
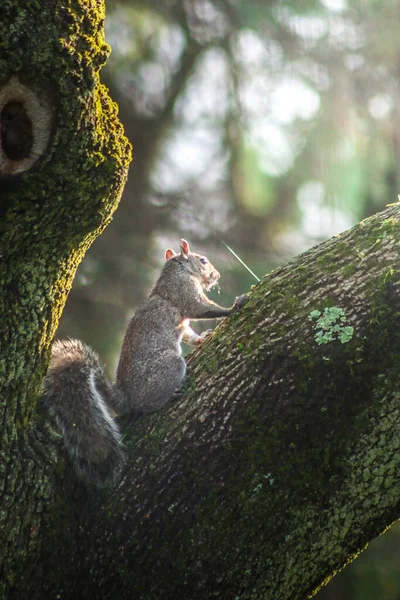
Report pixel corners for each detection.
[42,239,247,485]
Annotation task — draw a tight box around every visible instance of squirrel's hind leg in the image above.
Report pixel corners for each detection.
[140,353,186,414]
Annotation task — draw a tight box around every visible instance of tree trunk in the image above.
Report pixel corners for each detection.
[2,2,400,600]
[0,0,131,595]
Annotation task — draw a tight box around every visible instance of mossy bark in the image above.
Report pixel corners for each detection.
[71,206,400,600]
[2,3,400,599]
[5,200,400,599]
[0,0,131,596]
[76,206,399,600]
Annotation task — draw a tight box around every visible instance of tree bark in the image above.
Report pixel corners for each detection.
[0,0,131,595]
[2,3,400,600]
[70,205,400,600]
[4,189,400,598]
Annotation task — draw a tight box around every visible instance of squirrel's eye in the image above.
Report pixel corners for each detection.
[200,257,208,265]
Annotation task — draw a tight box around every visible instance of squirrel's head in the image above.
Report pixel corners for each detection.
[165,239,221,291]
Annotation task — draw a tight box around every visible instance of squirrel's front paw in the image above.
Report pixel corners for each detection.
[233,293,249,312]
[196,329,213,344]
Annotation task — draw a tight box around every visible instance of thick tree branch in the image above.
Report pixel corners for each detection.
[32,205,400,599]
[2,4,400,599]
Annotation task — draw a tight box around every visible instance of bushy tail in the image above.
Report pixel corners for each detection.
[42,339,124,485]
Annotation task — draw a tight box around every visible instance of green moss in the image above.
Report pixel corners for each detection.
[0,1,131,595]
[309,307,354,345]
[341,264,357,277]
[316,255,340,274]
[380,216,399,233]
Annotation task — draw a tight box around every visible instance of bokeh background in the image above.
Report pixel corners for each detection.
[58,1,400,596]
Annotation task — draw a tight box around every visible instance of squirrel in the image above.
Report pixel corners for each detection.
[42,239,247,485]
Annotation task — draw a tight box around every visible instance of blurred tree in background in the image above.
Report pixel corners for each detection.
[58,1,400,597]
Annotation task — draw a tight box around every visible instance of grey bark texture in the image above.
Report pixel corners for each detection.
[1,1,400,599]
[0,1,131,596]
[70,205,400,600]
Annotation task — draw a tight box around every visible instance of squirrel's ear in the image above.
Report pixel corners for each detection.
[180,239,190,259]
[165,249,176,261]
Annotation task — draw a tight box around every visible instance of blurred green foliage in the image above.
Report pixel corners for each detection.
[58,1,400,596]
